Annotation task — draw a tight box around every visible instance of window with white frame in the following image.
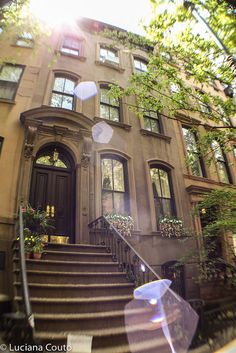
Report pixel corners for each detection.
[50,76,76,110]
[211,140,232,183]
[100,85,120,122]
[0,64,24,100]
[100,47,119,65]
[61,36,83,56]
[134,58,147,73]
[182,126,205,177]
[101,155,129,214]
[143,111,161,133]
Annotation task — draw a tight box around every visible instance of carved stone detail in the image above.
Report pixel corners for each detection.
[24,125,38,159]
[80,136,92,168]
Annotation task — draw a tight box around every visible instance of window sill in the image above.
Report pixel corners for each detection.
[95,60,125,73]
[11,44,34,49]
[140,129,171,143]
[183,174,234,186]
[94,117,131,131]
[59,51,86,62]
[0,98,16,105]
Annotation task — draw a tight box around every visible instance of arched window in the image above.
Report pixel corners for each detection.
[150,166,175,224]
[101,155,129,214]
[35,146,72,169]
[50,76,76,110]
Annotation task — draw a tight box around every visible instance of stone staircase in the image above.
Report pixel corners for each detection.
[13,242,169,353]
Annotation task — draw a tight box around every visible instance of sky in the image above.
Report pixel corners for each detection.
[29,0,153,35]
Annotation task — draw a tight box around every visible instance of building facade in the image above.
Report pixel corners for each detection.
[0,18,235,299]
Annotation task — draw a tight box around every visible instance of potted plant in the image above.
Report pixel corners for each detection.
[159,217,184,238]
[32,236,45,259]
[105,212,134,237]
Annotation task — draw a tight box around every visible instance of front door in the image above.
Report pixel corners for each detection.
[29,145,75,242]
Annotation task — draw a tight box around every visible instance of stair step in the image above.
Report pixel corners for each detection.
[14,269,129,284]
[41,250,114,262]
[33,307,146,331]
[15,295,133,313]
[35,324,170,352]
[45,243,108,253]
[14,282,135,298]
[13,258,120,272]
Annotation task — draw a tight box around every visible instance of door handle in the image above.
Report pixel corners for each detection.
[51,206,55,218]
[46,205,50,217]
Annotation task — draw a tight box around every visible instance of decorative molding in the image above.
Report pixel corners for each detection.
[140,129,171,143]
[94,117,131,131]
[24,122,41,159]
[81,136,93,168]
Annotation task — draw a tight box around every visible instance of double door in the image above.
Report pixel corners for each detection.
[29,166,74,241]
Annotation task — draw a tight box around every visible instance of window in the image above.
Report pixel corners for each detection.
[196,89,211,113]
[182,126,205,177]
[150,166,175,225]
[0,64,24,100]
[101,156,128,214]
[100,47,119,65]
[211,140,232,183]
[61,36,83,56]
[170,83,180,94]
[16,33,34,48]
[35,147,70,169]
[134,58,147,73]
[50,76,76,110]
[100,85,120,122]
[143,111,161,133]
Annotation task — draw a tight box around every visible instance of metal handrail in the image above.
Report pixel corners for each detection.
[18,205,34,329]
[88,216,180,301]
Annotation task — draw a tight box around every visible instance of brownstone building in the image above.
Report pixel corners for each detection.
[0,17,235,303]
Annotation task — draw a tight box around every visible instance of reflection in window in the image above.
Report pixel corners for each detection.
[143,111,161,133]
[50,77,76,110]
[101,157,128,214]
[134,58,147,73]
[100,86,120,122]
[211,141,231,183]
[100,47,119,64]
[182,126,205,177]
[0,64,23,100]
[150,167,175,225]
[61,36,82,56]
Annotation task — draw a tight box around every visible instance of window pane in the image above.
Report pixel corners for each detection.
[102,159,113,190]
[61,48,79,55]
[150,119,160,133]
[62,95,73,110]
[150,168,161,197]
[113,160,125,191]
[113,192,125,214]
[100,88,110,104]
[0,81,16,99]
[212,140,224,161]
[159,169,171,198]
[144,117,151,131]
[64,79,75,94]
[191,157,203,177]
[100,104,110,120]
[51,93,63,107]
[161,199,172,217]
[102,190,113,214]
[54,78,65,92]
[182,127,198,152]
[0,66,22,82]
[217,161,229,183]
[110,107,119,122]
[110,96,119,107]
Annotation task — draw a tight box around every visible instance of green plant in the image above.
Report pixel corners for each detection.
[22,204,53,235]
[159,217,184,238]
[105,212,134,237]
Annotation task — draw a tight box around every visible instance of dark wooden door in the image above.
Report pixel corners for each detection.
[29,147,75,242]
[162,261,185,298]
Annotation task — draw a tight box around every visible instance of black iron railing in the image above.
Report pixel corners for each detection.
[88,216,161,287]
[17,205,34,329]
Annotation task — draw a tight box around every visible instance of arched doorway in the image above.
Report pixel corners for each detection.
[29,144,75,243]
[162,260,185,298]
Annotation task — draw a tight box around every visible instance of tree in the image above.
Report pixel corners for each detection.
[103,0,236,165]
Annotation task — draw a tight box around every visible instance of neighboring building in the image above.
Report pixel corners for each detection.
[0,18,235,300]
